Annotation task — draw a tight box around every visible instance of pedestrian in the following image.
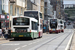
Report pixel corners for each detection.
[0,29,2,38]
[5,28,8,40]
[43,25,46,33]
[47,26,49,34]
[2,28,5,38]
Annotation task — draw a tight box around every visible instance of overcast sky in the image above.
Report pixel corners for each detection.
[63,0,75,4]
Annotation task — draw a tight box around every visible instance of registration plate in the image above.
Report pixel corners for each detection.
[19,35,23,37]
[52,29,55,31]
[53,32,55,33]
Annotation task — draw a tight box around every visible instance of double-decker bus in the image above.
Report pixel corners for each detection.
[11,11,43,40]
[24,10,43,38]
[48,18,60,34]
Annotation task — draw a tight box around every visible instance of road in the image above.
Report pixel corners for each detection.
[0,24,74,50]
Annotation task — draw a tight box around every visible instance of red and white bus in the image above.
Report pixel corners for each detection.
[48,18,60,34]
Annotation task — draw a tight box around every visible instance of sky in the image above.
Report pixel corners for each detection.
[63,0,75,4]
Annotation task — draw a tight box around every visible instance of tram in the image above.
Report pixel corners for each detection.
[48,18,60,34]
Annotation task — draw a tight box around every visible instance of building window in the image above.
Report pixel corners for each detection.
[3,5,4,10]
[45,2,47,7]
[23,0,25,2]
[3,0,4,3]
[10,5,13,15]
[17,7,19,15]
[15,7,16,15]
[21,8,23,15]
[45,8,47,14]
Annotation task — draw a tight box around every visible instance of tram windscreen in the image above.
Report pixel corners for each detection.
[13,17,29,25]
[24,11,38,19]
[50,19,57,29]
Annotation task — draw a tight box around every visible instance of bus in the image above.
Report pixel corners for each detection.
[24,10,43,38]
[11,16,40,40]
[48,18,60,34]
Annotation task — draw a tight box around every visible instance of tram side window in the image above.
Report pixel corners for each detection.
[32,21,38,30]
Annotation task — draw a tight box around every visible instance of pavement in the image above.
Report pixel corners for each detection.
[70,29,75,50]
[0,38,6,40]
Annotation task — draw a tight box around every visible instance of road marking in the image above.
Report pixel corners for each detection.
[22,45,27,47]
[15,34,56,50]
[28,43,33,45]
[33,42,36,43]
[65,31,74,50]
[2,43,20,46]
[15,47,20,50]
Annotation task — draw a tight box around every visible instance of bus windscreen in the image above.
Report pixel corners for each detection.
[24,11,38,19]
[13,17,29,25]
[50,19,57,29]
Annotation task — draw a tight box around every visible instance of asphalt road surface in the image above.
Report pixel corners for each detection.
[0,24,74,50]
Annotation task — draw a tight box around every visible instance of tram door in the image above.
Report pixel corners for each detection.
[0,22,1,29]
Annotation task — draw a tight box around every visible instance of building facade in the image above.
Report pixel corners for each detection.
[9,0,25,20]
[0,0,2,14]
[26,0,37,10]
[40,0,44,19]
[44,0,53,20]
[56,0,64,19]
[50,0,64,19]
[0,0,9,28]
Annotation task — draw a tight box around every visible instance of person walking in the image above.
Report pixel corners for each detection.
[5,28,8,40]
[0,29,2,38]
[43,25,46,33]
[2,28,5,38]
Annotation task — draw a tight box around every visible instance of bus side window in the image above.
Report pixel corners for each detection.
[40,13,42,18]
[32,21,38,30]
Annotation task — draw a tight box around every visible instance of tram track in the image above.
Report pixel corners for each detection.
[29,32,69,50]
[33,30,73,50]
[55,31,72,50]
[0,29,73,50]
[15,32,65,50]
[35,29,73,50]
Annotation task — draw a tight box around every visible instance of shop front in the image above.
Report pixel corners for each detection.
[0,14,9,29]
